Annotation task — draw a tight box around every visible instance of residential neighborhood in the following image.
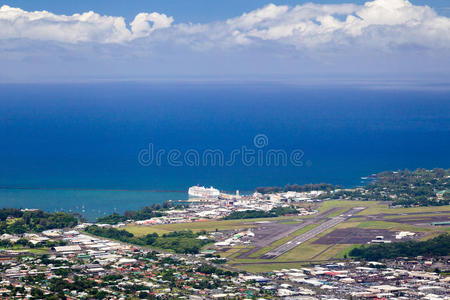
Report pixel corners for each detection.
[1,226,449,299]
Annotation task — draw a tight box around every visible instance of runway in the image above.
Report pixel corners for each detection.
[261,207,366,259]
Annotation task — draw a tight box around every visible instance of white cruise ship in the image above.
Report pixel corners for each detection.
[188,186,220,199]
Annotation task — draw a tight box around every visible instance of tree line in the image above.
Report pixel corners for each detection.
[223,206,298,220]
[0,208,78,234]
[255,183,336,194]
[97,202,187,225]
[85,226,212,254]
[349,233,450,260]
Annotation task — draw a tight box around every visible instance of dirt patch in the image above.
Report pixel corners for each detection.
[386,215,450,225]
[313,228,401,244]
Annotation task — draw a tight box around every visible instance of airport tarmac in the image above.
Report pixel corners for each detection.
[235,207,361,259]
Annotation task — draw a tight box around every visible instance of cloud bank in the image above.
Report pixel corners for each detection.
[1,0,449,81]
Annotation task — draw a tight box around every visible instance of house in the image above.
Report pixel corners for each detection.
[51,245,82,252]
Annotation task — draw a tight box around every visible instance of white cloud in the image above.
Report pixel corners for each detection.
[0,0,449,80]
[1,0,449,49]
[130,13,174,39]
[217,0,450,50]
[0,5,172,43]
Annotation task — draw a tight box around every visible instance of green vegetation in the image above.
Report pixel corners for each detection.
[124,225,172,236]
[0,208,78,234]
[196,265,237,277]
[291,223,321,236]
[234,262,308,273]
[356,221,433,232]
[96,213,129,225]
[86,225,212,254]
[224,206,298,220]
[97,202,186,224]
[350,233,450,260]
[255,183,336,194]
[330,168,449,207]
[317,200,380,213]
[0,238,65,249]
[357,203,450,216]
[124,219,259,236]
[335,244,361,259]
[47,277,106,299]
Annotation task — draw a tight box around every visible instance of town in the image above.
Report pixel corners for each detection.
[1,225,449,299]
[0,169,449,299]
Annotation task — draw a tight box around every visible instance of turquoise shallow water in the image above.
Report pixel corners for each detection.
[0,189,186,221]
[0,82,449,220]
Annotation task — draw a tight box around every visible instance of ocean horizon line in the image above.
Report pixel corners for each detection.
[0,186,254,194]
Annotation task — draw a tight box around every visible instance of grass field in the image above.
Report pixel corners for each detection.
[317,200,381,213]
[221,202,450,272]
[122,200,450,273]
[357,204,450,216]
[240,223,322,258]
[271,221,360,262]
[291,223,321,236]
[328,208,350,218]
[124,220,255,236]
[264,218,444,262]
[247,236,293,258]
[349,217,368,221]
[335,244,361,259]
[220,245,249,258]
[313,244,352,260]
[124,225,172,236]
[383,213,450,220]
[123,215,305,236]
[279,220,303,225]
[0,247,50,254]
[316,200,450,217]
[275,238,330,261]
[356,221,433,232]
[233,262,307,273]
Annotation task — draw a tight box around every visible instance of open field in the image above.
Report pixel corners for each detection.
[0,247,50,254]
[225,214,449,268]
[124,220,255,236]
[314,228,398,244]
[268,219,360,262]
[26,248,50,254]
[220,245,249,258]
[122,200,449,273]
[275,238,330,261]
[313,244,352,260]
[123,215,306,236]
[245,224,322,259]
[248,236,293,258]
[356,220,434,232]
[290,223,321,236]
[124,225,172,236]
[383,213,450,220]
[234,262,307,273]
[316,201,450,218]
[357,204,450,216]
[262,207,366,259]
[317,200,380,213]
[335,244,361,259]
[125,200,450,237]
[328,208,350,218]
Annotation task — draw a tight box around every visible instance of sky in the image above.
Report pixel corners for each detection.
[1,0,449,82]
[2,0,450,22]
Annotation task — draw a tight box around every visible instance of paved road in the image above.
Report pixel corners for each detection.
[261,207,366,259]
[234,207,344,259]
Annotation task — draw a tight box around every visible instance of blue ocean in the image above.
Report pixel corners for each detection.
[0,82,449,220]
